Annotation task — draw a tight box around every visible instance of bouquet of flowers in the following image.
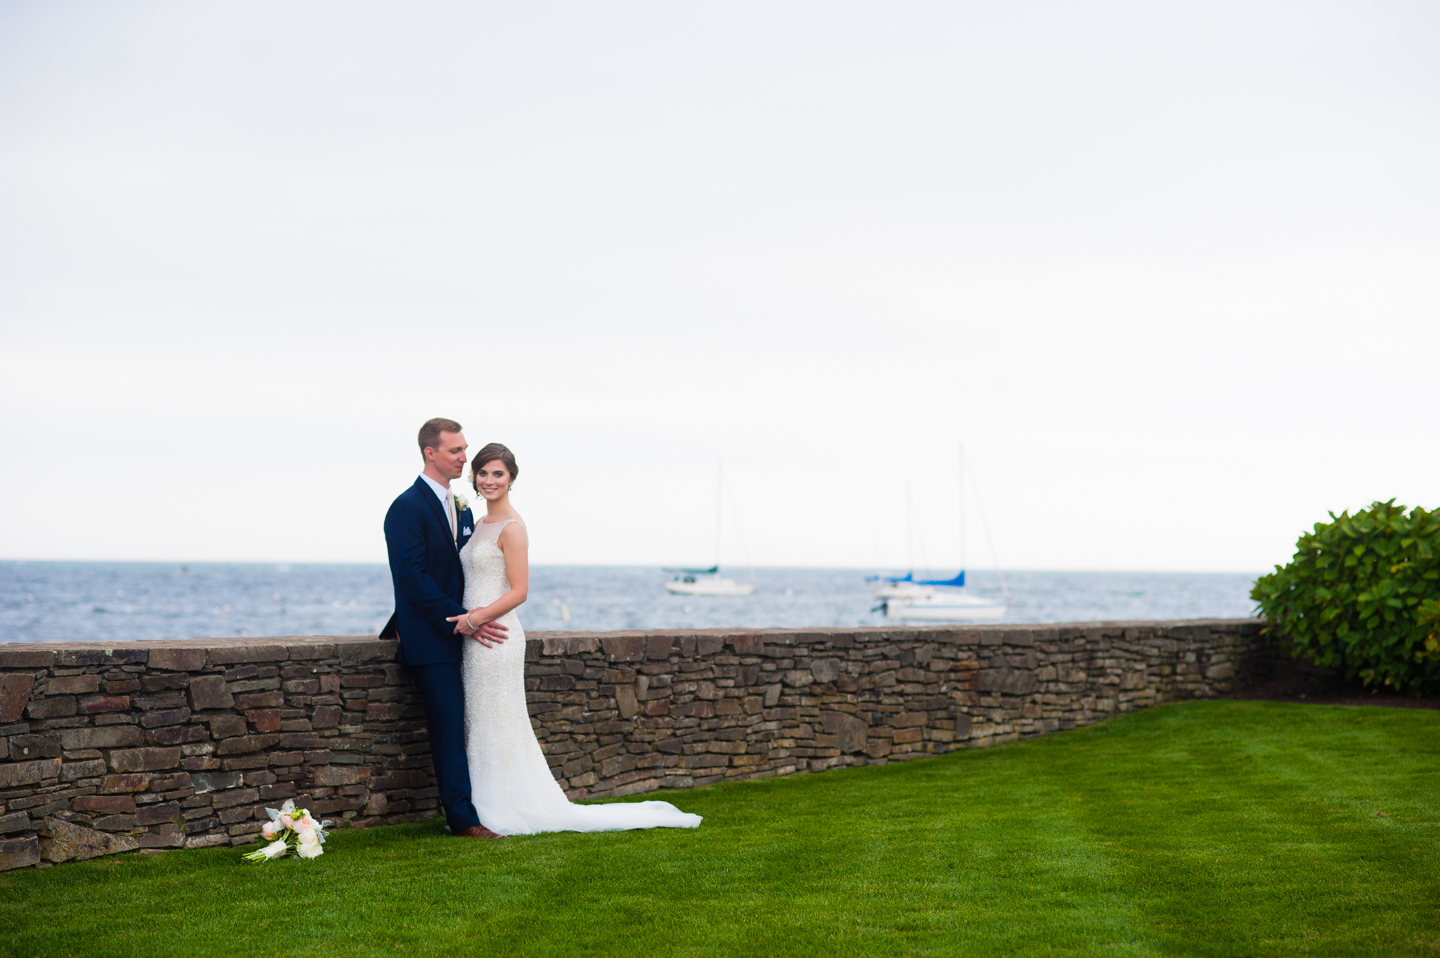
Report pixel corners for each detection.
[242,799,333,863]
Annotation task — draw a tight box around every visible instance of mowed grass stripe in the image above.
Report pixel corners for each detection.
[1,700,1436,957]
[1025,702,1440,956]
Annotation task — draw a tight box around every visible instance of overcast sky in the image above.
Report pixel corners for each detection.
[1,1,1436,572]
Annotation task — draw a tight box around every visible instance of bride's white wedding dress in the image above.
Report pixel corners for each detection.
[460,518,702,834]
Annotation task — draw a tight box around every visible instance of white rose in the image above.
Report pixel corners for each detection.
[260,839,290,860]
[296,838,323,859]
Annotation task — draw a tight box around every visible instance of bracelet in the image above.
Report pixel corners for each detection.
[465,613,478,631]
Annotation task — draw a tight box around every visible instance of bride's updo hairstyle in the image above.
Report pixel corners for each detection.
[471,443,519,492]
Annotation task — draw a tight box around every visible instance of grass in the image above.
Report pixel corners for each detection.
[2,700,1437,957]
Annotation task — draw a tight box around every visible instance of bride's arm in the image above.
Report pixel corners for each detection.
[458,523,529,627]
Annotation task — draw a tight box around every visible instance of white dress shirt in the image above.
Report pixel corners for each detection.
[419,473,458,540]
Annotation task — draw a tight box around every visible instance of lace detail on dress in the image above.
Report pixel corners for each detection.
[458,518,701,835]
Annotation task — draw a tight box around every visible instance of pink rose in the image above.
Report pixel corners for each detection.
[294,815,316,833]
[260,821,279,840]
[278,814,295,830]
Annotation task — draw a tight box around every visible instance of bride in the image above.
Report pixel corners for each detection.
[445,443,702,835]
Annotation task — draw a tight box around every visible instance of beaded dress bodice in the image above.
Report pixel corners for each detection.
[461,519,518,611]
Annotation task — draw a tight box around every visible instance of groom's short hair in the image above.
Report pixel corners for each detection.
[418,418,463,456]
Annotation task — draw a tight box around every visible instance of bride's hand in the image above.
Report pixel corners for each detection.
[445,610,510,647]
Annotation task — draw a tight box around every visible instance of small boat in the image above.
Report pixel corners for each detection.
[868,445,1007,622]
[663,463,757,597]
[869,570,1005,620]
[664,567,755,596]
[880,588,1005,621]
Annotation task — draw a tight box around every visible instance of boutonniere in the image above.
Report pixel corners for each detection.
[454,490,473,514]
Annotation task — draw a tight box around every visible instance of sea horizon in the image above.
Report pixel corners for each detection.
[0,560,1261,645]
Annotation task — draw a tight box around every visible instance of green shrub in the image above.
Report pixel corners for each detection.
[1251,500,1440,694]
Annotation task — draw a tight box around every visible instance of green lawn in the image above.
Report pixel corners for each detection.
[2,700,1437,957]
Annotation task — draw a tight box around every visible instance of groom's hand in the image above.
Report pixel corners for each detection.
[471,621,509,648]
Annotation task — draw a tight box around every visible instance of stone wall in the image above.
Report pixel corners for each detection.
[0,618,1271,870]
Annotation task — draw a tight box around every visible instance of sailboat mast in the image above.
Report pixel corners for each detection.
[958,443,966,577]
[905,480,915,575]
[715,462,723,570]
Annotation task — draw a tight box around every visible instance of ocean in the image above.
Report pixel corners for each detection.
[0,561,1259,644]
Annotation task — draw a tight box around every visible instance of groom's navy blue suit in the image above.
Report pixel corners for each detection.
[381,477,480,833]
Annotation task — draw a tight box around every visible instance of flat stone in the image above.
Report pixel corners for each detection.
[0,673,37,723]
[286,643,335,661]
[149,724,210,746]
[215,734,281,755]
[107,747,182,773]
[311,706,342,729]
[207,714,247,738]
[191,771,244,793]
[205,644,289,666]
[9,733,63,758]
[809,660,841,683]
[26,695,76,719]
[233,692,284,710]
[133,692,187,710]
[92,814,139,831]
[336,641,395,667]
[58,725,145,750]
[0,836,41,871]
[79,695,131,714]
[188,676,234,711]
[0,758,61,789]
[244,709,282,732]
[821,711,869,754]
[57,759,110,782]
[210,787,259,810]
[0,811,32,834]
[147,648,209,672]
[975,668,1036,695]
[601,635,646,663]
[140,707,193,729]
[100,773,153,793]
[136,803,182,826]
[40,818,138,862]
[0,649,56,668]
[150,771,191,790]
[72,795,138,814]
[728,634,764,655]
[614,685,640,719]
[44,675,102,695]
[138,822,186,848]
[311,765,361,786]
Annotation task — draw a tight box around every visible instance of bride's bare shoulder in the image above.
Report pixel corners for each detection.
[497,517,528,544]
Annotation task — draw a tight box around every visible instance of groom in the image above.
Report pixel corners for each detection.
[380,417,508,840]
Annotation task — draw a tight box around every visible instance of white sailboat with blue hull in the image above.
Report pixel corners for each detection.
[870,446,1006,622]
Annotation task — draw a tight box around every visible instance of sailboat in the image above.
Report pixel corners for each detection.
[664,464,755,597]
[872,447,1006,622]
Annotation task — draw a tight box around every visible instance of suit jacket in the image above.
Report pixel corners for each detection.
[380,477,476,666]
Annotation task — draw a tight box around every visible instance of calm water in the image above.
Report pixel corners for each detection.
[0,561,1259,644]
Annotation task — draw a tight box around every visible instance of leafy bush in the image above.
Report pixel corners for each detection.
[1252,500,1440,694]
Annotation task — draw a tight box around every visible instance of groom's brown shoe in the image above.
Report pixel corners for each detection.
[457,825,507,839]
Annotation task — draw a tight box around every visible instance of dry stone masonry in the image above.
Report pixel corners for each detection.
[0,619,1270,871]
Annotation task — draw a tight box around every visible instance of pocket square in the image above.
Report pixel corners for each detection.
[463,526,473,536]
